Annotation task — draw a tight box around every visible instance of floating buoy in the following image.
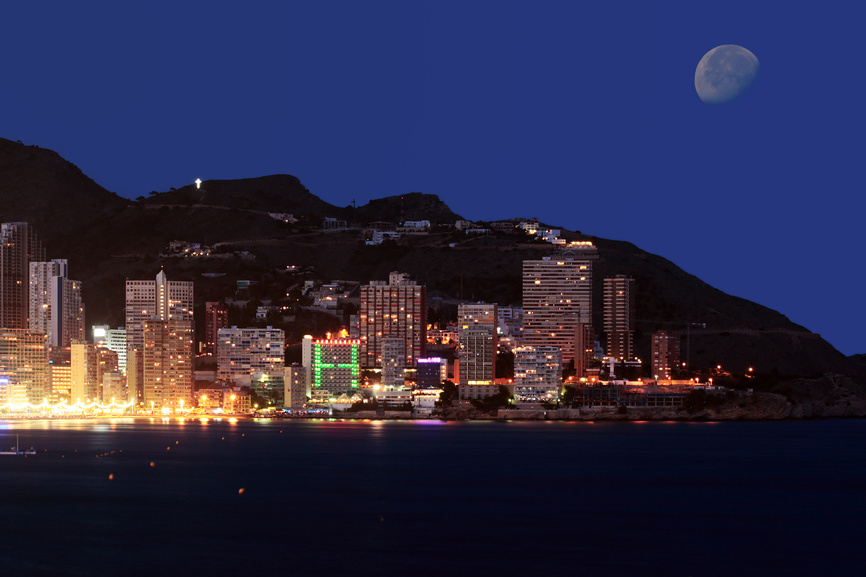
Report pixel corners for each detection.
[109,473,114,480]
[238,488,245,495]
[150,461,155,467]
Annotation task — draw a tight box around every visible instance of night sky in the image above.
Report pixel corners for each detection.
[1,2,863,355]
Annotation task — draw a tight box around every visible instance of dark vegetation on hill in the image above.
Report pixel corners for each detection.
[1,138,863,387]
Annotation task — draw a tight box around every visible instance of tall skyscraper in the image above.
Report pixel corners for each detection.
[0,222,45,329]
[126,271,194,410]
[204,301,228,356]
[603,275,635,361]
[522,244,597,363]
[358,272,426,369]
[29,259,84,347]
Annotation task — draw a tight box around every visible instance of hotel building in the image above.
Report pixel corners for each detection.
[302,336,360,394]
[358,272,426,369]
[415,357,447,388]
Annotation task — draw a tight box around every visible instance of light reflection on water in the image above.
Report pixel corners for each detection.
[0,418,863,576]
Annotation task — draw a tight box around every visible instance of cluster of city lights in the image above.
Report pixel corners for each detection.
[0,398,135,414]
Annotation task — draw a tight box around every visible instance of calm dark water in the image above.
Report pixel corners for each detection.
[0,418,864,577]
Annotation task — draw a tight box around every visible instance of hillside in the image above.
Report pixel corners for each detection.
[354,192,463,224]
[0,138,127,246]
[140,174,349,219]
[0,138,861,382]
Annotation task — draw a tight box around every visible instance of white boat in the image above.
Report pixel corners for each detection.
[0,435,36,456]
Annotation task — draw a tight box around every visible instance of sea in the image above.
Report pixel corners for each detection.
[0,417,863,577]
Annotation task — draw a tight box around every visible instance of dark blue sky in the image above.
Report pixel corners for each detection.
[1,2,863,355]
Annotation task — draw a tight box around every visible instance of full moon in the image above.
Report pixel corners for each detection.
[695,45,759,104]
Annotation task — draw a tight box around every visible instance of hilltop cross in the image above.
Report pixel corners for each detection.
[195,178,202,189]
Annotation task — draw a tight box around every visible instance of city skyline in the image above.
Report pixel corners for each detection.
[0,2,863,359]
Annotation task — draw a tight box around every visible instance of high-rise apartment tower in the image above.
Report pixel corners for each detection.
[0,223,45,329]
[522,244,597,364]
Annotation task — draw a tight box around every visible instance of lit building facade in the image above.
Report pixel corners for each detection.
[71,342,119,403]
[143,319,194,410]
[358,272,426,369]
[204,301,228,356]
[381,336,406,389]
[603,275,635,361]
[0,222,45,329]
[513,345,562,402]
[92,325,127,373]
[285,364,308,409]
[102,371,127,403]
[574,322,596,380]
[0,328,48,405]
[651,331,681,380]
[457,303,498,399]
[497,306,524,341]
[29,259,65,338]
[302,336,360,394]
[126,271,194,410]
[415,357,446,388]
[217,326,285,407]
[125,270,193,353]
[71,341,99,402]
[29,259,84,348]
[217,326,285,386]
[48,362,71,403]
[522,244,597,364]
